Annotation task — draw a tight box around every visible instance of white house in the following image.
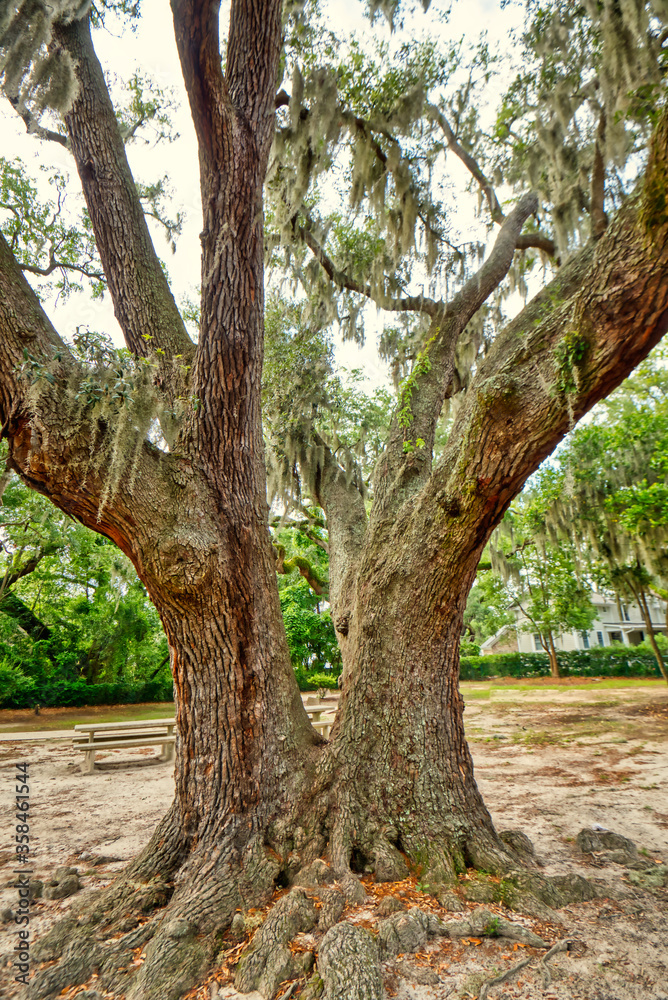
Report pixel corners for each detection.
[479,592,667,655]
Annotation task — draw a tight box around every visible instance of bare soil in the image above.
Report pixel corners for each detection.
[1,680,666,1000]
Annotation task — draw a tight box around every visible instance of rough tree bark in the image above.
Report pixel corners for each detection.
[2,3,668,999]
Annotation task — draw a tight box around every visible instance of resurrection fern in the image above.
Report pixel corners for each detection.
[397,334,434,451]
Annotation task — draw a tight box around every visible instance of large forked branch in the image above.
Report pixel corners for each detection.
[372,193,539,512]
[52,16,193,365]
[308,434,367,622]
[0,233,174,567]
[171,0,281,174]
[226,0,282,144]
[170,0,230,168]
[417,111,668,576]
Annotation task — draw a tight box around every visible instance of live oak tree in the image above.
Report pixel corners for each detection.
[3,0,668,997]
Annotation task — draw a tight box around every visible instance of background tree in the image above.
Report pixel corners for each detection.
[2,1,668,997]
[462,569,516,654]
[0,459,170,705]
[272,510,342,683]
[491,477,596,676]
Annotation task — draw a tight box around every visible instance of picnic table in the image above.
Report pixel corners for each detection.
[73,700,338,771]
[74,718,176,773]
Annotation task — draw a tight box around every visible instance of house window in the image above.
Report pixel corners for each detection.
[533,634,543,651]
[609,630,623,644]
[622,605,630,622]
[597,631,605,646]
[581,632,590,649]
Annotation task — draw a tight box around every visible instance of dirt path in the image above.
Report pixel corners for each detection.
[0,680,666,999]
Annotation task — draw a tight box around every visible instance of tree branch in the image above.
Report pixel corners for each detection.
[299,221,441,316]
[0,232,179,572]
[590,109,608,239]
[428,103,557,258]
[515,233,558,256]
[19,252,104,282]
[428,103,504,224]
[170,0,231,166]
[372,193,539,513]
[274,546,328,595]
[7,96,70,148]
[308,434,367,627]
[226,0,282,139]
[52,15,194,366]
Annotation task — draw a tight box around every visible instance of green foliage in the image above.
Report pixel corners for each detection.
[294,669,339,691]
[281,584,340,675]
[263,296,392,504]
[0,675,173,710]
[114,70,181,147]
[541,342,668,595]
[0,660,37,706]
[491,0,668,253]
[398,334,434,449]
[464,570,516,646]
[490,474,597,658]
[273,513,341,681]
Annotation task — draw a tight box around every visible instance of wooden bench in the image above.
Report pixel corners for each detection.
[74,719,176,773]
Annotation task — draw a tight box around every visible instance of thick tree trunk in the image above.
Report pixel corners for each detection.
[320,568,504,883]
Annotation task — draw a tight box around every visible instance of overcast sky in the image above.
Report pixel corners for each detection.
[1,0,524,384]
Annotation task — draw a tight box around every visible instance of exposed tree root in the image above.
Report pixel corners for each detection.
[25,809,600,1000]
[477,938,572,1000]
[318,922,384,1000]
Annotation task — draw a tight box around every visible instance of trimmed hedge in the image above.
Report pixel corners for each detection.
[460,647,663,681]
[0,674,174,710]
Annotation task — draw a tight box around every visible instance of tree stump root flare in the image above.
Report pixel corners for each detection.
[23,824,597,1000]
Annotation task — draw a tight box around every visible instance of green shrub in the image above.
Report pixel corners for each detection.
[0,660,37,707]
[293,667,341,692]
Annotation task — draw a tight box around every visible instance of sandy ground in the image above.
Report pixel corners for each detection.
[0,680,667,999]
